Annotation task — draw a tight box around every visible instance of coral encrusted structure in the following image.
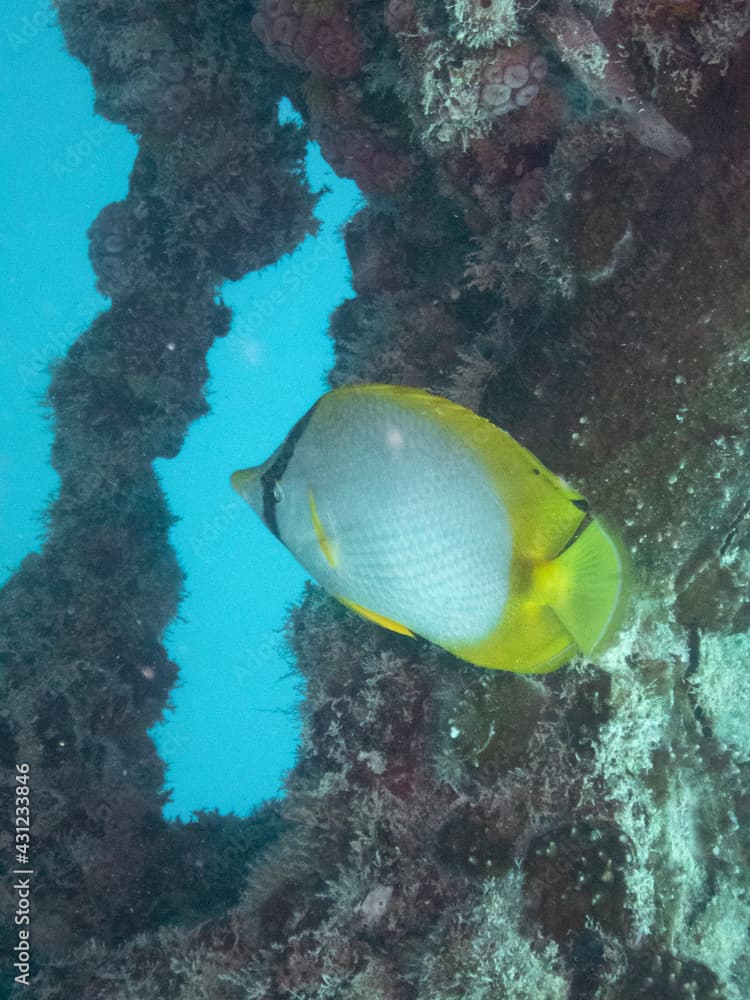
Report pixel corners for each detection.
[1,1,749,998]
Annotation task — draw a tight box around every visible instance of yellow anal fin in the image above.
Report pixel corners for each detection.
[457,596,577,674]
[308,487,338,569]
[337,595,415,637]
[458,517,626,673]
[535,517,627,656]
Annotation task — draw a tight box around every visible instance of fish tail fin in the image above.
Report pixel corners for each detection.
[537,518,628,656]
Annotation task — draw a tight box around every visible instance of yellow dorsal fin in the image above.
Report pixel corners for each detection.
[428,402,586,561]
[535,518,627,655]
[336,383,585,561]
[308,487,338,569]
[337,595,416,637]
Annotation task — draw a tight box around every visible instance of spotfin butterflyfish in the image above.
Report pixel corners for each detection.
[231,384,626,673]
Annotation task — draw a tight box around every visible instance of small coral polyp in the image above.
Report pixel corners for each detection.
[425,40,549,147]
[480,44,547,115]
[252,0,363,79]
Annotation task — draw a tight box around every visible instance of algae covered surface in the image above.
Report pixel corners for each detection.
[0,1,749,997]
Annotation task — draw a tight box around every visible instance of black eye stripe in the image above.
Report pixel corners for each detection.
[260,401,319,538]
[261,475,281,538]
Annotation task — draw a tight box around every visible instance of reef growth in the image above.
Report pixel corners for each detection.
[1,0,749,997]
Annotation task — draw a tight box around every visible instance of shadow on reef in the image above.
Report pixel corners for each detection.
[1,0,749,998]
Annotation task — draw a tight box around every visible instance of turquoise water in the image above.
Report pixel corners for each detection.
[1,5,135,578]
[3,2,748,997]
[153,139,360,818]
[1,6,359,819]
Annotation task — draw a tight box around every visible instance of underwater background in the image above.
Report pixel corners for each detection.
[1,0,749,998]
[2,3,360,822]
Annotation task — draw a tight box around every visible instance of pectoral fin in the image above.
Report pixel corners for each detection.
[308,487,338,569]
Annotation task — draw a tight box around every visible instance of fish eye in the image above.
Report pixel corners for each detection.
[273,481,284,503]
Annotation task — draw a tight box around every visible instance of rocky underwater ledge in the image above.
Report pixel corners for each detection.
[0,0,748,997]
